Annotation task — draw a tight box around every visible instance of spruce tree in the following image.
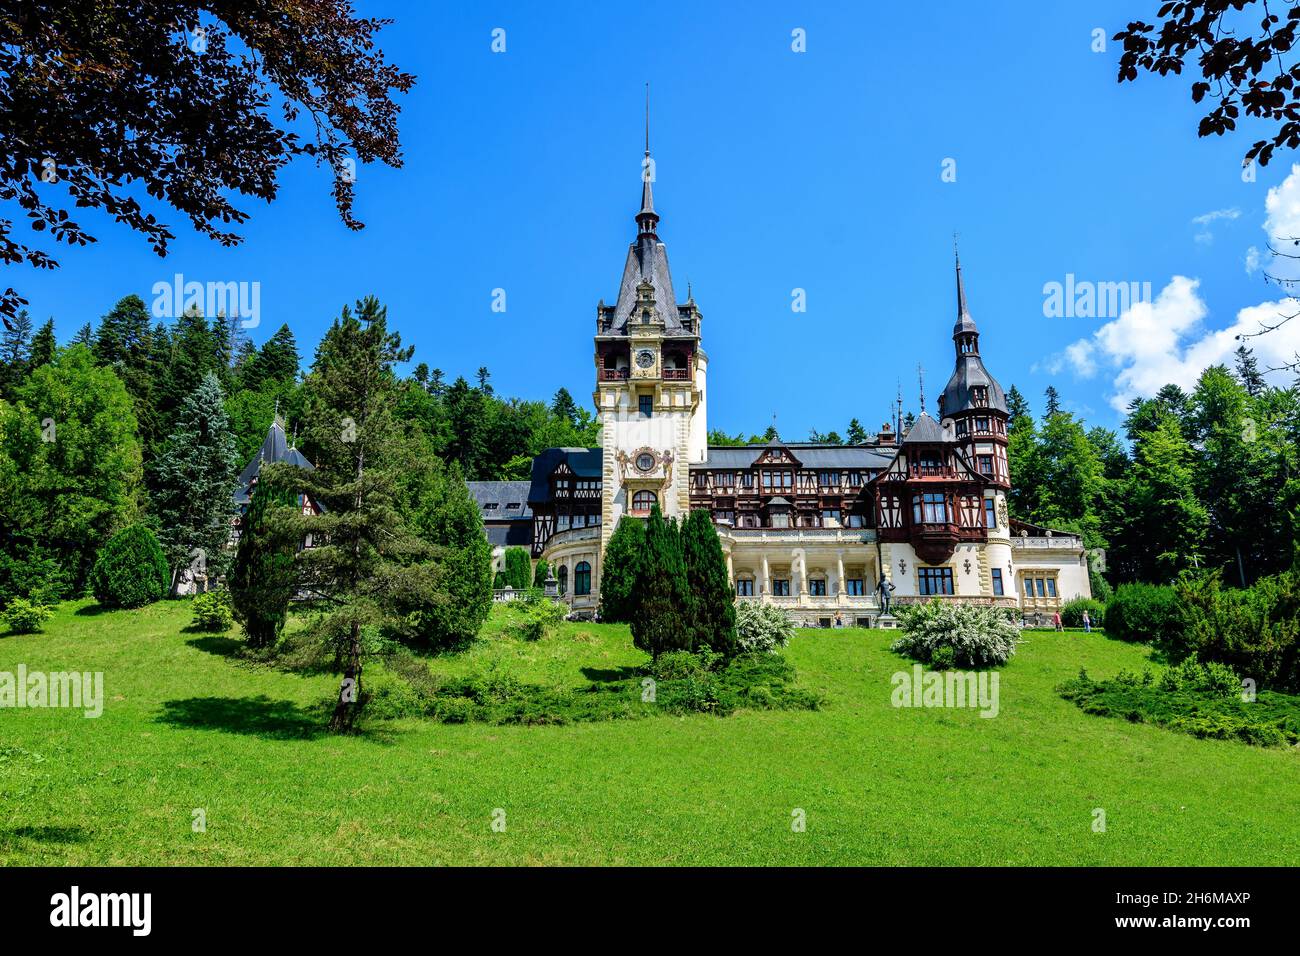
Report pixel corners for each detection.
[598,514,646,623]
[0,307,32,398]
[229,462,299,648]
[681,509,738,658]
[150,372,239,591]
[294,295,432,731]
[1234,344,1266,398]
[29,319,56,369]
[631,504,691,658]
[846,418,868,444]
[533,558,550,588]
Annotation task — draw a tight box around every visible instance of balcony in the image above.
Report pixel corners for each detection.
[1012,535,1082,551]
[663,368,690,381]
[598,368,629,381]
[723,527,877,545]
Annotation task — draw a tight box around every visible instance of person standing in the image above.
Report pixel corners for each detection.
[1082,609,1092,633]
[1052,610,1063,632]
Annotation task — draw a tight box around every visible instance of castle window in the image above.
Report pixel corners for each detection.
[984,498,997,529]
[972,386,989,407]
[772,578,791,596]
[846,578,864,596]
[557,565,568,595]
[714,509,735,524]
[977,454,994,476]
[631,490,656,515]
[846,513,866,529]
[638,395,653,418]
[821,508,840,526]
[736,578,754,596]
[575,561,591,596]
[918,567,954,595]
[991,568,1004,596]
[636,453,655,471]
[975,416,990,433]
[809,578,827,596]
[912,492,949,524]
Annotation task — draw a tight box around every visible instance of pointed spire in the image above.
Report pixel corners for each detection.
[954,235,978,337]
[918,363,926,415]
[636,82,659,238]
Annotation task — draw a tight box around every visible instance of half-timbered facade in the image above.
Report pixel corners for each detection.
[479,144,1091,622]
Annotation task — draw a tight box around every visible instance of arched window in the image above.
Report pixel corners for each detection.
[575,561,591,595]
[557,565,568,595]
[631,490,656,514]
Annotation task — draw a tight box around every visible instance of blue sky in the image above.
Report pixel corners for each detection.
[15,0,1300,436]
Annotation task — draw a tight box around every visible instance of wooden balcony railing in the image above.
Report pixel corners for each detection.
[663,368,690,381]
[598,368,629,381]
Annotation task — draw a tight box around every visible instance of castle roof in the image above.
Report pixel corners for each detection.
[233,420,314,505]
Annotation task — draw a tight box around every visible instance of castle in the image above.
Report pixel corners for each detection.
[471,145,1091,625]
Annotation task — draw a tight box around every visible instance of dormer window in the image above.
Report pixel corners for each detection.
[971,386,989,407]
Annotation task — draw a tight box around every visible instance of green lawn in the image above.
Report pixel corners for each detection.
[2,599,1297,865]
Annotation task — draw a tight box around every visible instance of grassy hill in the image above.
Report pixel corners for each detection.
[1,599,1297,865]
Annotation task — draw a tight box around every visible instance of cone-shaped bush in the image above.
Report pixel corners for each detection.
[90,524,169,609]
[598,515,645,623]
[631,504,691,658]
[681,509,738,658]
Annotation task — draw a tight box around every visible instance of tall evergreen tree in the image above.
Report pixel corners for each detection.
[599,515,646,623]
[294,295,430,731]
[149,372,239,591]
[29,319,56,370]
[0,307,32,399]
[1043,385,1062,418]
[229,461,299,648]
[631,504,691,658]
[846,418,869,444]
[1234,344,1266,398]
[257,324,301,386]
[551,387,578,427]
[681,509,738,657]
[1006,384,1031,423]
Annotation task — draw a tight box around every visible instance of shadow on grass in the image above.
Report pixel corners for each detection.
[0,824,90,845]
[156,695,327,740]
[74,603,111,616]
[580,665,643,683]
[185,635,244,658]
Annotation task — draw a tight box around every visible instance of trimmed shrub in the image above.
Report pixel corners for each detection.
[191,590,234,632]
[4,598,53,634]
[89,525,169,609]
[735,601,794,654]
[532,559,550,588]
[1172,570,1300,693]
[503,547,531,591]
[892,600,1021,668]
[1061,597,1105,629]
[1104,582,1185,645]
[492,569,507,589]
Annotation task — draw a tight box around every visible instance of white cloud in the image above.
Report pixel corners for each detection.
[1059,277,1300,413]
[1191,207,1240,244]
[1245,245,1261,274]
[1264,164,1300,239]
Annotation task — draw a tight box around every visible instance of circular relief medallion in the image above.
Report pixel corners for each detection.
[635,349,655,369]
[636,452,655,472]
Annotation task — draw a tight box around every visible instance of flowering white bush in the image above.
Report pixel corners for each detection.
[735,601,794,653]
[891,600,1021,668]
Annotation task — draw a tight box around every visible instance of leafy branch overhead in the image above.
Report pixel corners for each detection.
[0,0,416,326]
[1115,0,1300,168]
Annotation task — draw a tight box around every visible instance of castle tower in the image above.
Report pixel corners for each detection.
[593,136,707,556]
[938,247,1012,595]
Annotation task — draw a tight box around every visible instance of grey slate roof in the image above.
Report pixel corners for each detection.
[527,447,602,504]
[607,235,686,334]
[486,522,535,548]
[901,412,953,444]
[694,443,897,470]
[233,421,315,505]
[467,481,533,521]
[939,355,1008,415]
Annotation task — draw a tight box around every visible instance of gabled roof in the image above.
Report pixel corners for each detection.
[901,412,952,444]
[527,447,602,504]
[467,480,533,521]
[233,420,314,505]
[940,356,1008,416]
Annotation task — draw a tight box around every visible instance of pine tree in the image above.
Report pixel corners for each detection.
[149,372,239,591]
[1006,384,1031,423]
[599,515,646,623]
[631,504,691,658]
[533,558,550,587]
[551,387,578,427]
[257,324,300,385]
[1234,344,1266,398]
[0,308,32,399]
[846,418,869,444]
[476,365,492,395]
[681,509,738,657]
[72,323,93,347]
[1043,385,1062,418]
[294,295,431,731]
[901,412,916,432]
[229,461,299,648]
[29,319,56,369]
